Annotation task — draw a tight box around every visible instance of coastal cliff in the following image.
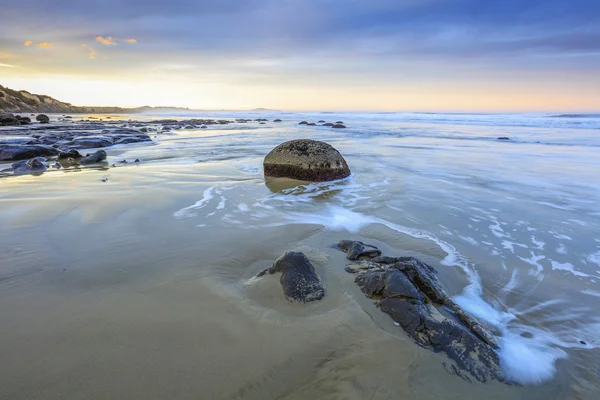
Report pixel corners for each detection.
[0,84,190,114]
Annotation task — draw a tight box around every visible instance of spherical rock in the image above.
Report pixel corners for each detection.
[264,139,351,182]
[36,114,50,124]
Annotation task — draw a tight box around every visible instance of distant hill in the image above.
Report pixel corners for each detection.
[0,84,191,114]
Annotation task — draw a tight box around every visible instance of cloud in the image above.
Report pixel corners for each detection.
[124,38,138,44]
[96,36,117,45]
[24,40,32,46]
[38,42,53,48]
[82,44,98,59]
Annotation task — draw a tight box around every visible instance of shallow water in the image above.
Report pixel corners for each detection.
[1,112,599,399]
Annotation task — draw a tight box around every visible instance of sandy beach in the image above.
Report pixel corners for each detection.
[1,113,599,399]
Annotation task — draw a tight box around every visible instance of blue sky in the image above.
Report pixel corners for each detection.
[1,0,599,110]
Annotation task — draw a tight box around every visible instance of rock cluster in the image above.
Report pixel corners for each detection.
[337,240,506,383]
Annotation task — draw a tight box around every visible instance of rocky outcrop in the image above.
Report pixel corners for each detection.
[337,240,505,383]
[263,139,351,182]
[256,252,325,303]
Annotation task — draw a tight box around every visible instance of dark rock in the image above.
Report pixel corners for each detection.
[263,139,351,182]
[256,252,325,303]
[298,121,309,125]
[337,240,382,260]
[58,149,83,160]
[139,127,148,132]
[201,125,207,129]
[307,123,316,126]
[70,136,114,148]
[79,150,107,165]
[338,240,504,383]
[497,137,510,140]
[318,120,326,123]
[332,124,346,129]
[260,122,266,125]
[335,121,344,124]
[12,157,47,176]
[36,114,50,124]
[322,123,334,127]
[273,119,282,122]
[115,136,151,145]
[0,145,59,161]
[134,159,140,163]
[0,114,20,126]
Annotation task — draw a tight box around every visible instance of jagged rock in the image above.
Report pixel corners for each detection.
[79,150,107,165]
[263,139,351,182]
[338,240,504,383]
[256,252,325,303]
[0,144,59,161]
[337,240,382,260]
[36,114,50,124]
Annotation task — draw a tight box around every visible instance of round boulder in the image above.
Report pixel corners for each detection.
[264,139,351,182]
[36,114,50,124]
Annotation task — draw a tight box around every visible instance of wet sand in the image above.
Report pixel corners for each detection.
[1,113,599,399]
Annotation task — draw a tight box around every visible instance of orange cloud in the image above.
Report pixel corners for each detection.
[125,39,138,44]
[24,40,32,46]
[96,36,117,45]
[38,42,53,48]
[81,44,98,60]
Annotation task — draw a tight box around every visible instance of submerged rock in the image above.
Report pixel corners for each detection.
[332,124,346,129]
[79,150,107,165]
[337,240,504,383]
[256,252,325,303]
[12,157,47,176]
[322,122,334,127]
[497,137,510,141]
[263,139,351,182]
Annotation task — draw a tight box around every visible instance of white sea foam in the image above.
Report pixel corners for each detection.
[550,260,592,278]
[531,235,545,250]
[587,251,600,267]
[556,244,567,255]
[173,185,216,218]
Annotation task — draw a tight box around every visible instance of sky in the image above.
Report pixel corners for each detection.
[1,0,600,111]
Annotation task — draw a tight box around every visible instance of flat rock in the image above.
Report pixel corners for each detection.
[0,144,59,161]
[79,150,107,165]
[263,139,351,182]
